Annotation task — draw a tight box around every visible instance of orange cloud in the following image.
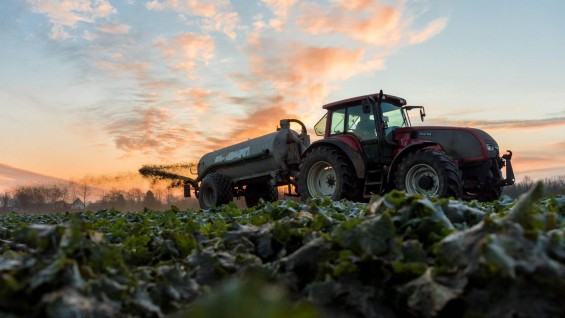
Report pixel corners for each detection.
[206,103,297,151]
[103,107,197,157]
[176,88,213,110]
[155,33,215,78]
[296,4,401,46]
[295,1,448,47]
[429,117,565,130]
[242,36,370,104]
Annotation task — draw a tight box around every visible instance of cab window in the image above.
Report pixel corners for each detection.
[330,108,346,135]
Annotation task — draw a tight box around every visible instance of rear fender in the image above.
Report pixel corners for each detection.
[386,141,443,186]
[302,139,366,179]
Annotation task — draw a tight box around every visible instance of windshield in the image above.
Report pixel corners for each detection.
[381,102,408,128]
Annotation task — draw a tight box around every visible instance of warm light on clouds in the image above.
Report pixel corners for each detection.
[296,4,403,46]
[430,117,565,131]
[155,33,215,78]
[27,0,117,40]
[5,0,562,184]
[145,0,240,39]
[103,107,196,157]
[97,23,131,34]
[261,0,298,30]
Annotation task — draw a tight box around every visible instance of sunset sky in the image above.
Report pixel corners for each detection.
[1,0,564,186]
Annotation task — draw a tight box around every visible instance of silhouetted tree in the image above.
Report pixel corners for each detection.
[0,191,12,213]
[143,190,161,210]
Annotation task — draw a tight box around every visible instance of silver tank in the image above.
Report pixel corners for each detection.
[197,120,309,183]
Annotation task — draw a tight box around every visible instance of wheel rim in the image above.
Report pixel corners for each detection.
[307,161,337,197]
[405,163,440,196]
[201,186,215,207]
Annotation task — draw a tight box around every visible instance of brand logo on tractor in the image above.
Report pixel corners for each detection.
[215,147,250,163]
[418,132,432,136]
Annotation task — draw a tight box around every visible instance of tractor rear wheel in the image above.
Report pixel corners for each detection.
[297,146,358,201]
[245,182,279,207]
[395,150,462,198]
[198,173,232,210]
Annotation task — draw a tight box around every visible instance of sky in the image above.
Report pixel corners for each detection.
[1,0,564,186]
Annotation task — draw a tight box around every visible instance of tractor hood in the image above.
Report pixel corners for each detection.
[394,126,500,161]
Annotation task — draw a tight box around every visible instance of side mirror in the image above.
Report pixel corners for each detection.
[419,109,426,122]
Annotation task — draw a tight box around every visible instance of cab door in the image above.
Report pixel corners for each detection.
[349,103,381,162]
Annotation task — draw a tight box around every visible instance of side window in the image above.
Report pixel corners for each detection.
[314,114,327,136]
[330,108,346,135]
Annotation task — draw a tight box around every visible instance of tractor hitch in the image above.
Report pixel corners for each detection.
[501,150,515,186]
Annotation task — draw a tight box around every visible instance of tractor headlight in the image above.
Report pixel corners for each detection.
[486,144,494,152]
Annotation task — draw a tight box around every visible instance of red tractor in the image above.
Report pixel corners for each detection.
[298,90,514,202]
[141,91,515,209]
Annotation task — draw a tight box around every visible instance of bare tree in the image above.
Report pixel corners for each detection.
[79,183,92,212]
[0,191,12,213]
[126,188,144,203]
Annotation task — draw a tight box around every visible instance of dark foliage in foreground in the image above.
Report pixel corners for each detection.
[0,184,563,317]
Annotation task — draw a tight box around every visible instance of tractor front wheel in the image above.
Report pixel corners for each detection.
[297,146,358,201]
[245,182,279,207]
[395,150,462,198]
[198,173,232,210]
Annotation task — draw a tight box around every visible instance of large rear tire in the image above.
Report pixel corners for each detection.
[198,173,232,210]
[245,182,279,207]
[297,146,358,201]
[395,150,462,199]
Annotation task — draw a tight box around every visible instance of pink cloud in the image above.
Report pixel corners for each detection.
[295,1,447,47]
[155,33,216,78]
[261,0,299,30]
[27,0,117,40]
[145,0,240,39]
[97,23,131,35]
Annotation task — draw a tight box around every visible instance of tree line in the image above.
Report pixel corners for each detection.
[1,175,562,214]
[0,183,200,214]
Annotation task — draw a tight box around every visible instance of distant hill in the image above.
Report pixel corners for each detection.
[0,163,68,191]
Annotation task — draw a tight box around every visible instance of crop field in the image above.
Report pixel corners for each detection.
[0,184,563,318]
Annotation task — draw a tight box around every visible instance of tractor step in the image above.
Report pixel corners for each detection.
[363,169,384,198]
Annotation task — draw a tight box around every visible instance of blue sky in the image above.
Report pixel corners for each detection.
[1,0,564,183]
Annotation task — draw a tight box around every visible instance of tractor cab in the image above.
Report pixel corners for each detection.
[313,92,415,163]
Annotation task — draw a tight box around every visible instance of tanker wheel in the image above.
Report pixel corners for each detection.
[297,146,358,201]
[395,150,462,199]
[244,182,279,207]
[198,173,232,210]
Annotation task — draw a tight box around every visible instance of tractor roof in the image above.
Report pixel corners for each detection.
[322,93,407,110]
